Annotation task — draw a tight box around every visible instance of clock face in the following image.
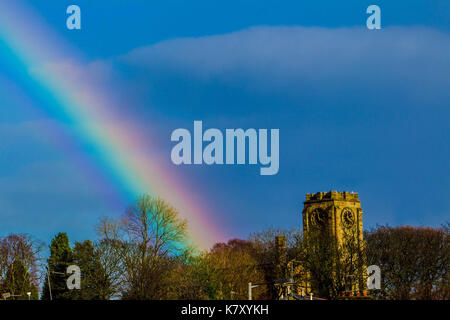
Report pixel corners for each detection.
[311,208,327,227]
[341,208,355,228]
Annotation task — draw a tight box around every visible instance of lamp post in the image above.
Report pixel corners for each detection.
[248,282,266,300]
[46,266,52,301]
[46,267,65,301]
[27,292,31,300]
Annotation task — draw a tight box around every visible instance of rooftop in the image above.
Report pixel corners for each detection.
[305,191,359,202]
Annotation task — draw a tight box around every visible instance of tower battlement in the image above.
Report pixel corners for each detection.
[305,191,359,202]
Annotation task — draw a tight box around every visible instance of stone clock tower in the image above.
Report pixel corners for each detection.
[302,191,363,246]
[301,191,365,296]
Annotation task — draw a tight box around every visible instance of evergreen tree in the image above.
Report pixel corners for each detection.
[3,260,38,300]
[42,233,74,300]
[72,240,104,300]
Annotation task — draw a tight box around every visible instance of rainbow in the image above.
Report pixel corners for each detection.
[0,1,228,249]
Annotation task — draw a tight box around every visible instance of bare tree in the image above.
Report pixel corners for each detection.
[122,195,187,260]
[91,217,130,299]
[365,224,449,300]
[107,195,188,299]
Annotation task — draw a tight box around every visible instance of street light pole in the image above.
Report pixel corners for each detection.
[248,282,264,300]
[47,266,53,301]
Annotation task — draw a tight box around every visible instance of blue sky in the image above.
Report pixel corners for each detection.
[0,0,449,247]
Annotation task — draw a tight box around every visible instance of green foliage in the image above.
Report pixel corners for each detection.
[0,234,41,300]
[5,197,447,301]
[160,239,269,300]
[71,240,105,300]
[42,232,74,300]
[3,260,38,300]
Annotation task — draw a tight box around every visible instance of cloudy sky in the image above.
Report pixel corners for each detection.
[0,0,449,247]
